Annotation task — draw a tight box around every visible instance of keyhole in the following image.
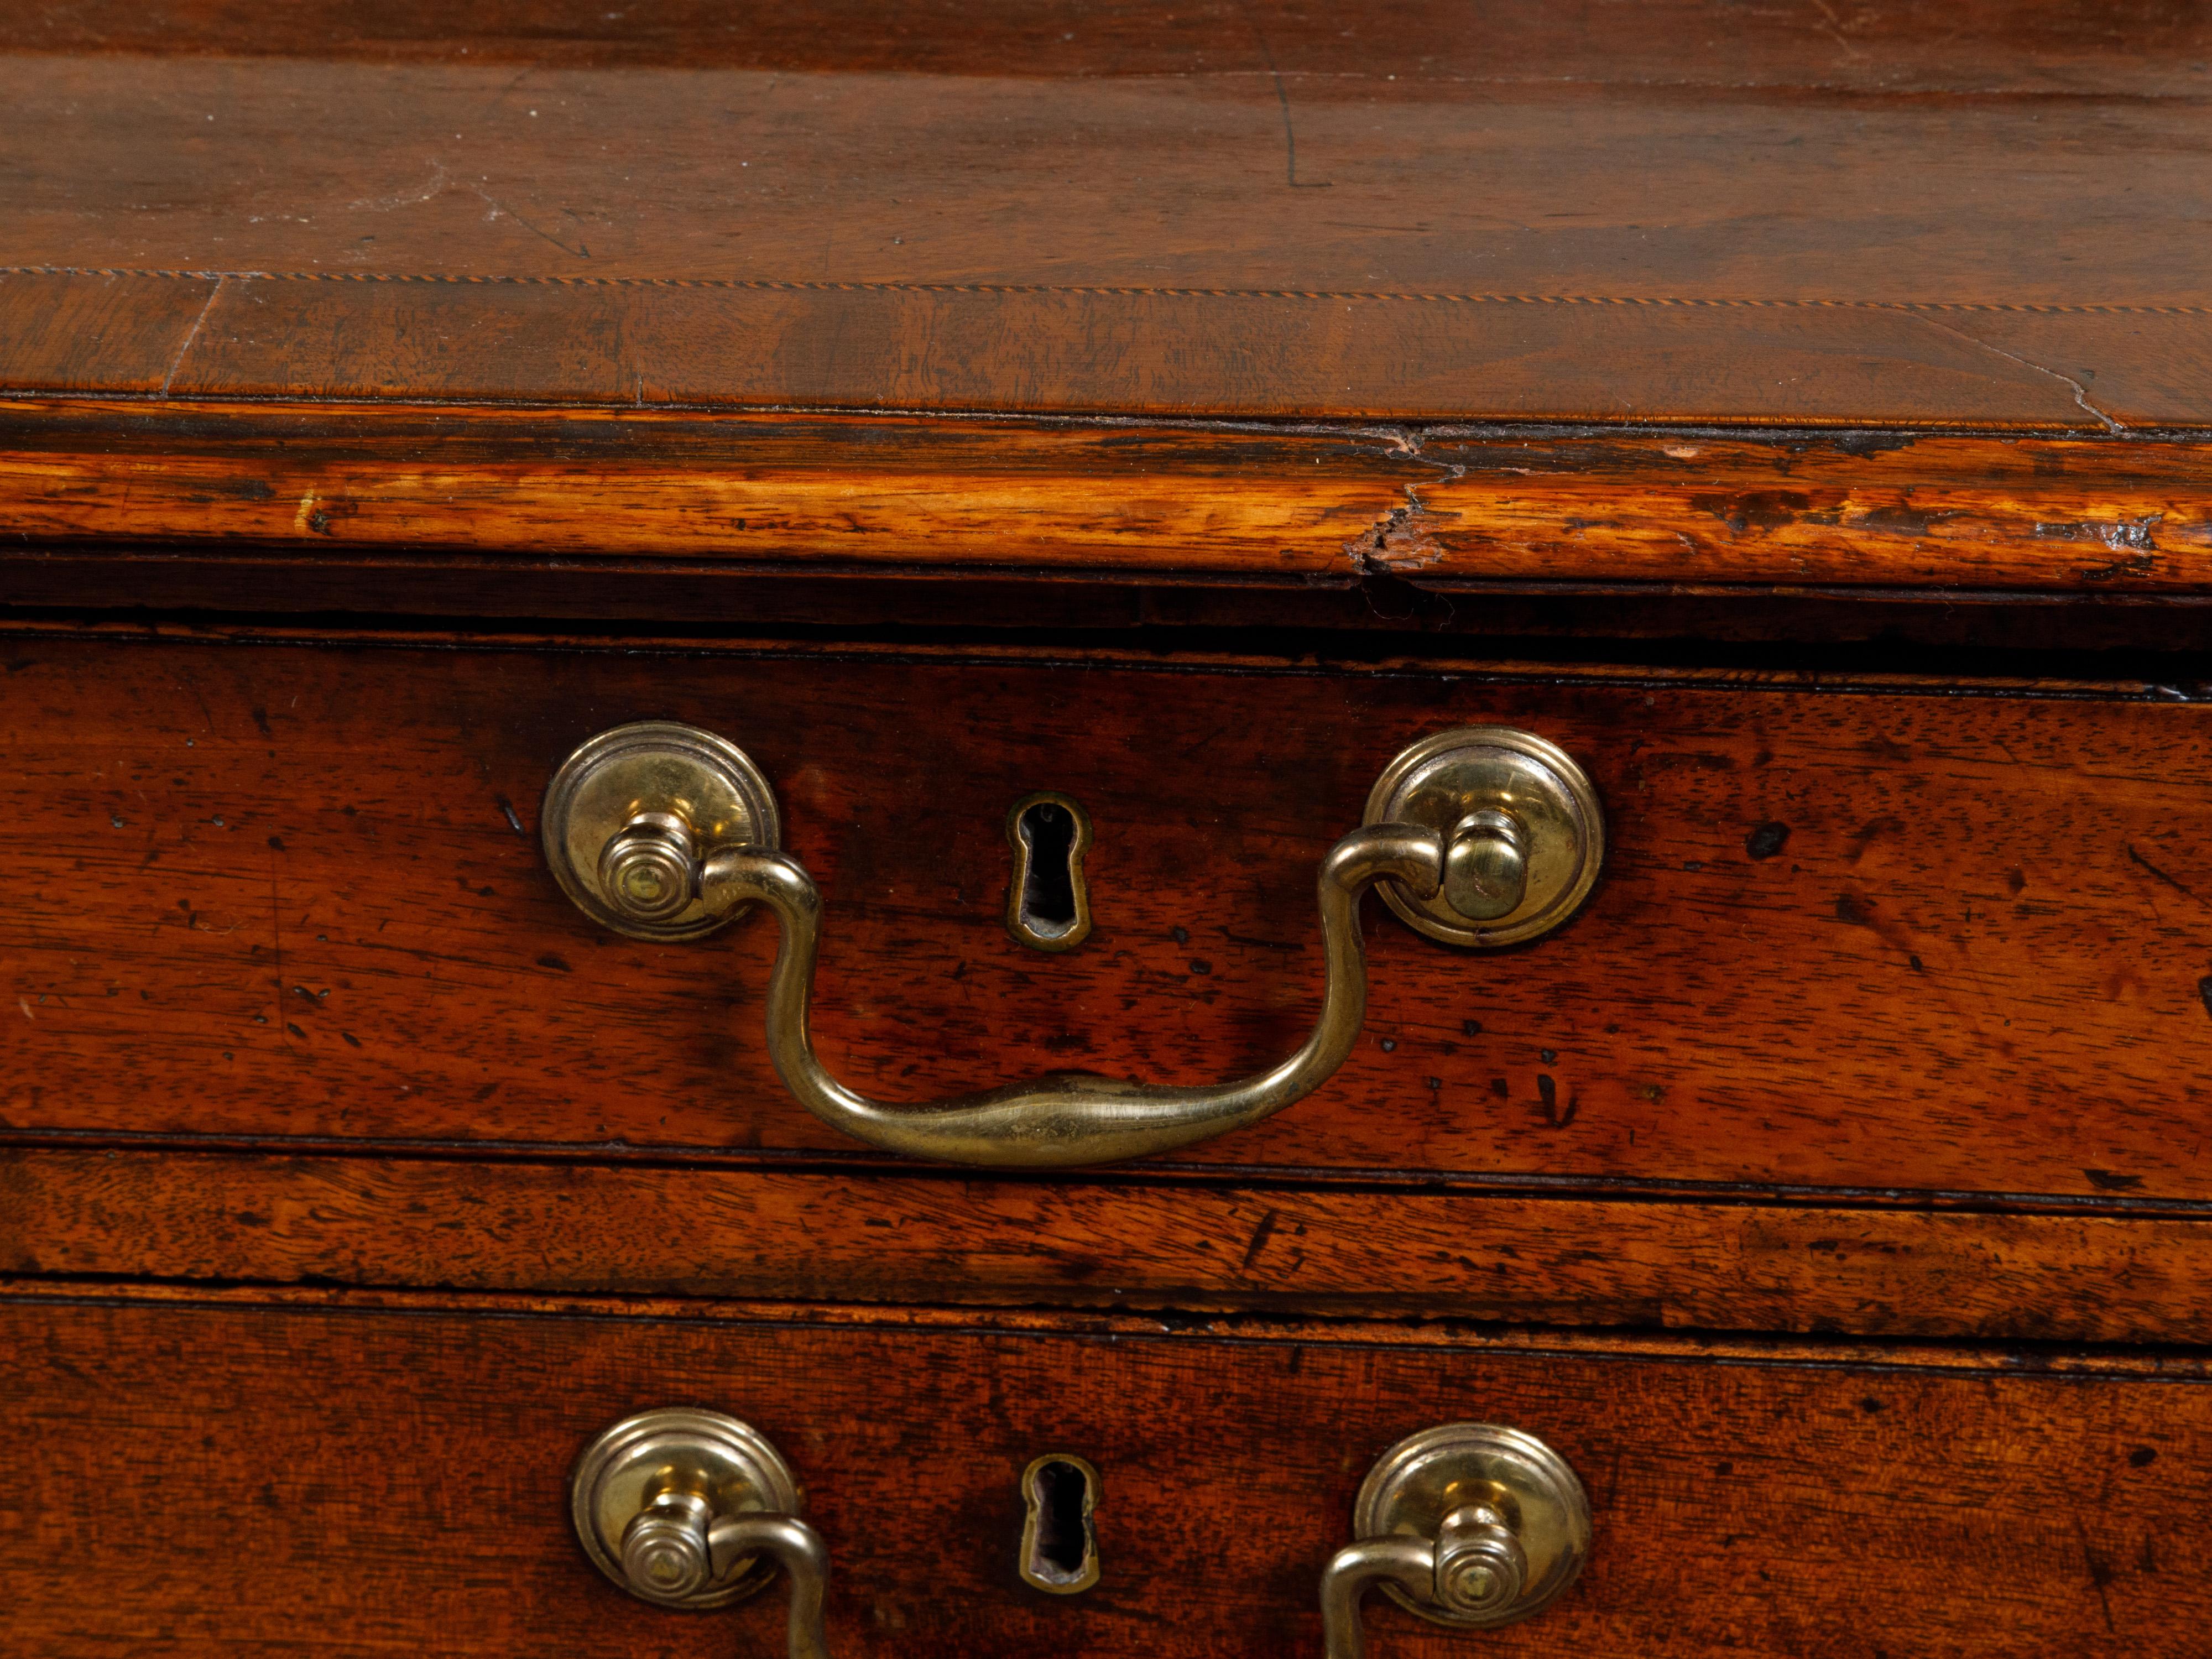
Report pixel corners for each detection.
[1019,1454,1101,1594]
[1021,804,1078,929]
[1007,794,1093,951]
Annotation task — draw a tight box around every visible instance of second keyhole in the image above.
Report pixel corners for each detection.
[1019,1453,1102,1594]
[1007,793,1093,951]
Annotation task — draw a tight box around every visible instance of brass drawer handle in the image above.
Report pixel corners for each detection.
[571,1408,832,1658]
[542,722,1602,1170]
[1322,1423,1592,1655]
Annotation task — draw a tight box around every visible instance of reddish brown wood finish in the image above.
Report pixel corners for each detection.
[9,1147,2212,1344]
[6,10,2205,1650]
[3,3,2210,425]
[1,1292,2205,1656]
[14,0,2212,91]
[6,400,2212,594]
[6,629,2211,1205]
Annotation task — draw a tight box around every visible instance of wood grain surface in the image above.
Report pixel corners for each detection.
[1,1292,2206,1656]
[15,1274,2212,1376]
[8,12,2205,1650]
[6,628,2212,1206]
[3,2,2210,424]
[10,1146,2212,1343]
[16,0,2212,89]
[8,400,2212,594]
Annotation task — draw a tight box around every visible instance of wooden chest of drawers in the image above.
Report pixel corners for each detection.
[6,3,2211,1653]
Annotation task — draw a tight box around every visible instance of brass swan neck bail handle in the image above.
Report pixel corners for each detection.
[693,822,1441,1168]
[540,722,1604,1171]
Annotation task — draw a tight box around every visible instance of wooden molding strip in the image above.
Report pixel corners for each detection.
[6,398,2212,592]
[8,1149,2210,1345]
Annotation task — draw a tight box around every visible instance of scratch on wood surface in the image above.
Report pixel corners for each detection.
[267,838,289,1052]
[161,276,223,396]
[1239,1207,1280,1270]
[1910,312,2124,433]
[2127,843,2203,905]
[2072,1513,2118,1633]
[346,161,452,213]
[1233,0,1329,188]
[1808,0,1869,61]
[467,183,592,259]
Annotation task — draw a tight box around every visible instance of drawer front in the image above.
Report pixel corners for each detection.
[1,1292,2204,1656]
[7,631,2211,1204]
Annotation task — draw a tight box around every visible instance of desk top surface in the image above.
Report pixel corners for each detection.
[6,0,2209,429]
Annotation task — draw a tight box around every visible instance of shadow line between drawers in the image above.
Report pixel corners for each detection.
[2,1124,2206,1218]
[7,1277,2212,1382]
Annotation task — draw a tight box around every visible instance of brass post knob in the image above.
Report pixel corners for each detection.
[1440,808,1528,921]
[1366,727,1604,946]
[541,722,782,941]
[1431,1501,1526,1616]
[1319,1423,1590,1656]
[598,811,702,927]
[620,1481,719,1598]
[570,1408,833,1659]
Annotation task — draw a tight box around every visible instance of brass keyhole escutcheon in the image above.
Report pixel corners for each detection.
[1006,793,1094,952]
[1018,1453,1102,1594]
[1365,727,1604,948]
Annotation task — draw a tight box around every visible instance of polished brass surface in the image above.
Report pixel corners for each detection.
[1431,1503,1526,1616]
[568,1407,831,1658]
[1320,1422,1591,1655]
[540,721,781,941]
[1365,727,1605,947]
[1441,807,1527,922]
[1018,1453,1103,1595]
[599,810,702,929]
[1005,792,1094,952]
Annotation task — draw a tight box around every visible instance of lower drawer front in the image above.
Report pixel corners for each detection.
[1,1296,2202,1656]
